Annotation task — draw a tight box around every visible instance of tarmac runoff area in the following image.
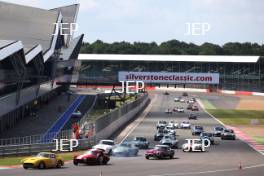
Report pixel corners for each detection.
[0,91,264,176]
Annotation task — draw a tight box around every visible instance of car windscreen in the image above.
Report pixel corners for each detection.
[155,146,168,150]
[101,141,114,145]
[37,153,50,158]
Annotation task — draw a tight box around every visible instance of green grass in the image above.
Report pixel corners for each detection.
[207,109,264,125]
[0,152,80,166]
[200,99,216,109]
[254,136,264,145]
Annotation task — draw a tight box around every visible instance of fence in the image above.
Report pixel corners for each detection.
[0,129,72,146]
[95,93,148,134]
[0,138,95,157]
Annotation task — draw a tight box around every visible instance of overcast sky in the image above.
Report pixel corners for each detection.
[4,0,264,45]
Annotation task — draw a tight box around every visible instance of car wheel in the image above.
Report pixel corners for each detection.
[23,164,28,170]
[73,160,78,166]
[145,155,149,160]
[38,162,46,169]
[98,156,104,165]
[56,160,63,168]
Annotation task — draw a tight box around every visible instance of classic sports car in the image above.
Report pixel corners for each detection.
[200,132,215,145]
[174,97,180,102]
[112,142,139,157]
[154,129,168,141]
[187,104,193,110]
[182,92,188,96]
[221,129,236,140]
[188,113,197,120]
[160,135,178,149]
[164,92,169,95]
[180,121,191,129]
[93,139,115,155]
[176,107,184,113]
[191,106,199,111]
[156,120,167,129]
[191,125,204,135]
[168,121,179,129]
[213,126,225,137]
[145,145,174,159]
[131,136,149,149]
[21,152,64,169]
[73,149,110,165]
[187,99,195,104]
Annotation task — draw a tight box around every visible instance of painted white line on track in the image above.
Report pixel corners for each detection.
[149,164,264,176]
[119,94,157,144]
[197,98,264,156]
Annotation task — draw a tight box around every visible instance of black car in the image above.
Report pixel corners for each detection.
[182,92,188,96]
[221,129,236,140]
[191,125,204,135]
[156,120,167,129]
[164,92,169,95]
[213,126,225,137]
[200,132,215,145]
[187,104,193,110]
[154,129,168,141]
[132,137,149,149]
[188,113,197,120]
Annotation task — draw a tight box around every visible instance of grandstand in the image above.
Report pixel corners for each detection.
[0,2,83,134]
[78,54,264,92]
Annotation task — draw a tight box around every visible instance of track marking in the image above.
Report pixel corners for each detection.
[197,98,264,156]
[118,94,157,144]
[149,164,264,176]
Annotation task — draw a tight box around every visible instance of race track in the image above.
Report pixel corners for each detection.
[1,91,264,176]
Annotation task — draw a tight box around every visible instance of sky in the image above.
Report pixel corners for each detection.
[3,0,264,45]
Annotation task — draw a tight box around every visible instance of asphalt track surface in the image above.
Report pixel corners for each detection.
[1,91,264,176]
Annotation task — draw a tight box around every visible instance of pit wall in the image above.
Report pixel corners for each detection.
[94,94,150,142]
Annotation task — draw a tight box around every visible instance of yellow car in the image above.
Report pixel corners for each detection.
[21,152,64,169]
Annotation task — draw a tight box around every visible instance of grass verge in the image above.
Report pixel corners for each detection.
[207,109,264,125]
[254,136,264,145]
[0,151,81,166]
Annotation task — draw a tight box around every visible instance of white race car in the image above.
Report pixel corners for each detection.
[179,99,185,103]
[180,121,191,129]
[168,121,179,129]
[176,107,184,113]
[174,97,180,102]
[93,140,115,154]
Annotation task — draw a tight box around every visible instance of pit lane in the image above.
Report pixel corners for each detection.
[1,91,263,176]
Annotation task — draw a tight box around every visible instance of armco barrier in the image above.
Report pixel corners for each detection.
[95,94,149,142]
[0,138,95,157]
[41,95,86,143]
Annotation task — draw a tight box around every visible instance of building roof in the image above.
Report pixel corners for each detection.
[0,1,58,54]
[78,54,260,63]
[0,1,80,64]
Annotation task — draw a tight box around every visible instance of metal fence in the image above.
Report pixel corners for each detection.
[0,129,72,146]
[95,93,148,133]
[0,138,95,157]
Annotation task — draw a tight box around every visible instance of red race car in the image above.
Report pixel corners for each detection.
[73,149,110,165]
[191,106,199,111]
[145,145,174,160]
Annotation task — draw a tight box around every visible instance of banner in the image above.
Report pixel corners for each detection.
[118,71,219,84]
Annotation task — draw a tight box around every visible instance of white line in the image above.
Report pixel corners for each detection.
[149,164,264,176]
[197,99,264,156]
[119,95,157,143]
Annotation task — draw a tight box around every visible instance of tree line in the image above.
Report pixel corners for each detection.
[80,40,264,56]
